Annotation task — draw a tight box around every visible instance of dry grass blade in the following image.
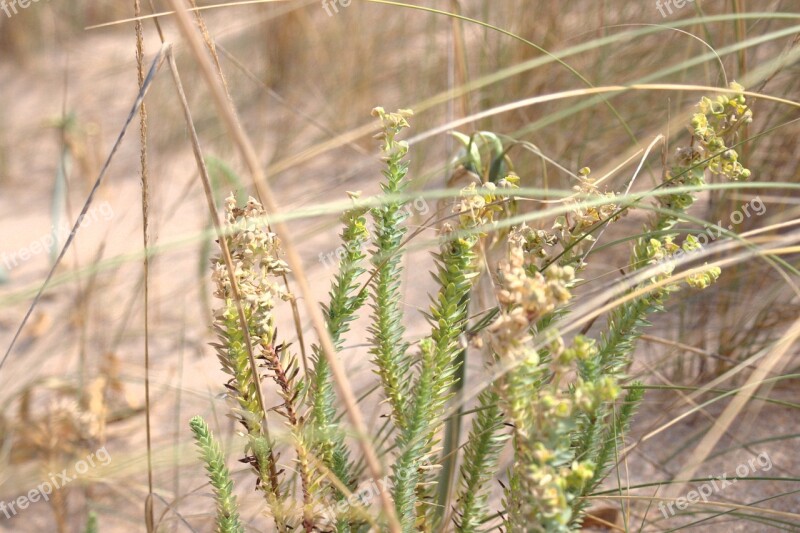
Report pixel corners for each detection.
[0,43,169,371]
[664,316,800,500]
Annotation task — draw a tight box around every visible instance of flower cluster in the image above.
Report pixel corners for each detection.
[554,168,622,268]
[685,265,722,289]
[453,181,503,229]
[489,233,574,359]
[571,169,622,229]
[639,83,754,291]
[664,82,752,213]
[643,234,721,290]
[514,224,559,267]
[678,233,722,289]
[372,107,413,162]
[212,195,291,341]
[691,82,752,181]
[489,228,618,531]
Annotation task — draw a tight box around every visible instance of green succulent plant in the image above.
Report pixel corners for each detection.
[191,86,752,531]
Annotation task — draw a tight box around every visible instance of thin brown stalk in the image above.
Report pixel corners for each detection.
[147,0,167,43]
[134,2,155,530]
[165,2,401,530]
[187,0,233,103]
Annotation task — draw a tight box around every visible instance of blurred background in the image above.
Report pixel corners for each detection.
[0,0,798,531]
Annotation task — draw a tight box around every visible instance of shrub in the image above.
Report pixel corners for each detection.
[190,85,753,532]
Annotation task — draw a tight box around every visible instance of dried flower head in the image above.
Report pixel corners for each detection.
[214,195,291,342]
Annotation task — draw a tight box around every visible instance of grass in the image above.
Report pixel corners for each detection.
[0,1,798,532]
